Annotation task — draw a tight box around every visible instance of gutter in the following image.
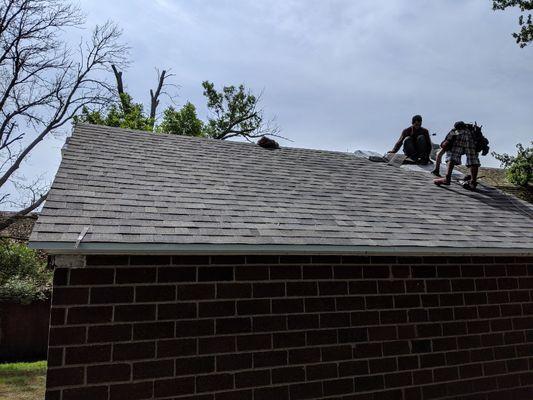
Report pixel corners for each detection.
[27,241,533,256]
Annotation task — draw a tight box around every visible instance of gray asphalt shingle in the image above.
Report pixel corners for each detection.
[29,124,533,251]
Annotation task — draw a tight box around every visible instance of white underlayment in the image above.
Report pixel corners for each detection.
[353,150,465,178]
[400,162,464,178]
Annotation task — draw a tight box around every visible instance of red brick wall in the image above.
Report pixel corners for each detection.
[45,255,533,400]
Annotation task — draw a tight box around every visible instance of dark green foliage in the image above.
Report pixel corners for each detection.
[493,0,533,47]
[158,102,205,136]
[202,81,277,140]
[0,240,51,304]
[492,142,533,186]
[74,93,154,131]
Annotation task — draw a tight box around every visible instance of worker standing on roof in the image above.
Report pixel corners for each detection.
[431,121,463,177]
[434,121,480,190]
[389,115,432,164]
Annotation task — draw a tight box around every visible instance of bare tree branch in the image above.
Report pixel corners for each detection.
[149,69,167,121]
[111,64,124,95]
[111,63,131,113]
[0,0,128,230]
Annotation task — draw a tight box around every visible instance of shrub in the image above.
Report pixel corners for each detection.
[0,240,51,304]
[492,142,533,187]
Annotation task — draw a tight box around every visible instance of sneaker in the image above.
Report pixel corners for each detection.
[462,181,477,191]
[433,177,450,186]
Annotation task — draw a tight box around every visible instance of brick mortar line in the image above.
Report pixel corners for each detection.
[54,301,533,312]
[59,277,533,285]
[52,306,533,321]
[51,313,533,333]
[81,259,530,267]
[437,383,533,400]
[317,373,530,400]
[49,345,531,374]
[65,261,533,267]
[48,353,533,386]
[51,294,533,308]
[48,369,531,397]
[209,366,530,396]
[81,262,513,268]
[54,293,533,307]
[320,370,531,399]
[50,288,533,296]
[49,346,529,376]
[49,331,533,358]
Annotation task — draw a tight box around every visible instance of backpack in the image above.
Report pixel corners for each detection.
[468,123,490,155]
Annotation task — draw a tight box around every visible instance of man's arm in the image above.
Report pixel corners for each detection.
[390,130,407,153]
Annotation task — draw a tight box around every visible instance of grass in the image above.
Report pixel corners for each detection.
[0,361,46,400]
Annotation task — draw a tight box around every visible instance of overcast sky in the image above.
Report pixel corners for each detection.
[8,0,533,207]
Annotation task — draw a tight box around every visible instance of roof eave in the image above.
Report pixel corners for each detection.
[27,241,533,256]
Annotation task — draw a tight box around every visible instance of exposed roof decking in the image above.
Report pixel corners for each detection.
[29,124,533,253]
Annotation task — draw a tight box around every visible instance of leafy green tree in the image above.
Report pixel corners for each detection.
[78,78,281,141]
[202,81,279,140]
[158,102,205,136]
[76,63,281,140]
[75,93,154,131]
[492,142,533,186]
[0,240,51,304]
[493,0,533,47]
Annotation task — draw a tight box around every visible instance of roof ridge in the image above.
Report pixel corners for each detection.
[73,123,366,159]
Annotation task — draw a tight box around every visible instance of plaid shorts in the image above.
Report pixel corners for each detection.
[446,130,480,166]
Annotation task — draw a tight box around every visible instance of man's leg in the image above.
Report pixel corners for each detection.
[432,148,444,176]
[415,135,430,163]
[470,165,479,183]
[445,161,456,183]
[465,164,479,189]
[434,161,456,185]
[464,139,481,189]
[403,137,417,159]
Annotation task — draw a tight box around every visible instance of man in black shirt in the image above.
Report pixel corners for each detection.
[389,115,432,164]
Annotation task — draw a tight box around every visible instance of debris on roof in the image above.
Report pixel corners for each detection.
[257,136,279,149]
[353,150,383,159]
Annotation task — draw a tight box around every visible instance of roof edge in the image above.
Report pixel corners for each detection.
[27,241,533,256]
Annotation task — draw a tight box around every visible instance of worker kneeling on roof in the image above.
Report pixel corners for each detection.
[389,115,432,165]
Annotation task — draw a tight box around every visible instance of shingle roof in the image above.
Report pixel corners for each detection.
[29,124,533,254]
